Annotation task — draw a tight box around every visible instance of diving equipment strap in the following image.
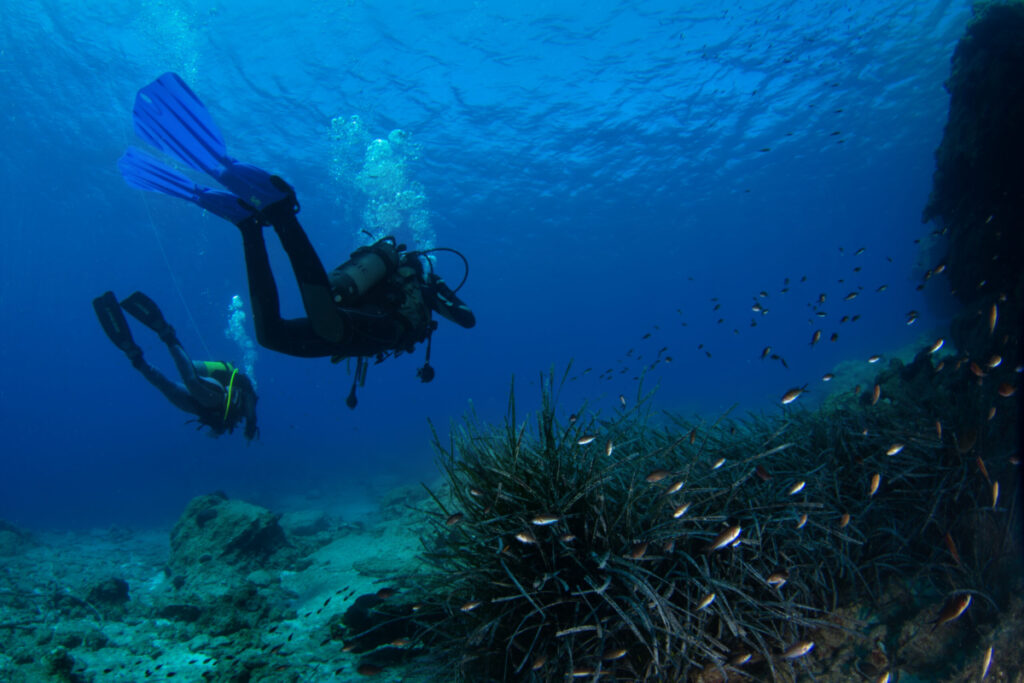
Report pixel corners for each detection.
[223,367,239,422]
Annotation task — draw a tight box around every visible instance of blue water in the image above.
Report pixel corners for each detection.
[0,0,971,529]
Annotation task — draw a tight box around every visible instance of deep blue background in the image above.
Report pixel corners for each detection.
[0,0,970,529]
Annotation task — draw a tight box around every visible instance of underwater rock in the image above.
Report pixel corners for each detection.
[85,576,129,607]
[0,520,35,556]
[923,2,1024,306]
[278,509,331,537]
[168,494,292,584]
[156,603,203,622]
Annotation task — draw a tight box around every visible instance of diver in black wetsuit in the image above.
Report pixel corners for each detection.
[93,291,259,440]
[117,72,476,406]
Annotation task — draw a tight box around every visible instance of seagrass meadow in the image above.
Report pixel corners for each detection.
[394,341,1021,681]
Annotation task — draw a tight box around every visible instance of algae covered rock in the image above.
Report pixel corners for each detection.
[167,493,302,595]
[0,520,35,556]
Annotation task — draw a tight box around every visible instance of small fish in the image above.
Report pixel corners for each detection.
[868,473,880,497]
[871,384,881,405]
[672,503,691,518]
[761,346,771,360]
[781,386,807,404]
[817,293,826,304]
[781,640,815,660]
[712,457,726,469]
[876,284,888,292]
[977,456,991,482]
[987,355,1002,368]
[788,481,806,495]
[839,513,851,527]
[707,525,742,552]
[844,292,858,301]
[795,514,808,529]
[572,668,596,678]
[577,435,597,446]
[560,534,576,543]
[830,332,838,342]
[981,646,993,680]
[944,532,961,565]
[855,247,865,255]
[469,487,483,497]
[970,362,986,378]
[822,373,834,382]
[445,512,464,526]
[877,673,890,683]
[886,443,904,456]
[766,570,788,587]
[531,514,560,526]
[619,394,626,407]
[629,541,648,559]
[810,330,822,346]
[998,382,1016,397]
[730,653,753,666]
[696,592,716,610]
[988,303,998,335]
[931,593,971,630]
[868,354,881,363]
[646,469,670,483]
[755,465,772,481]
[991,481,999,509]
[602,648,628,661]
[515,531,537,544]
[929,338,944,354]
[934,262,946,274]
[460,600,482,612]
[605,440,615,456]
[390,638,411,648]
[376,588,397,599]
[531,655,547,670]
[935,420,943,439]
[666,480,684,494]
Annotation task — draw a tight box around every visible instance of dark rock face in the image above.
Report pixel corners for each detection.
[923,2,1024,313]
[168,494,292,585]
[86,577,129,607]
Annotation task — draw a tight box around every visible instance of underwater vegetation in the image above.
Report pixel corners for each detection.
[395,342,1019,681]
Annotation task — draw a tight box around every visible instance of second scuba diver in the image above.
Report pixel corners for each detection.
[93,290,259,440]
[117,73,475,407]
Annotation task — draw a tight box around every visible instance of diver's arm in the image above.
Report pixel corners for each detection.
[425,274,476,328]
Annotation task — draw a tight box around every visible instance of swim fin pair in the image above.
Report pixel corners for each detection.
[119,73,289,224]
[93,291,178,363]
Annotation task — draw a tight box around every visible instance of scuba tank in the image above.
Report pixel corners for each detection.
[328,237,401,307]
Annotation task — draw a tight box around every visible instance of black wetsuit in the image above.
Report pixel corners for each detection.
[235,184,475,359]
[136,352,258,440]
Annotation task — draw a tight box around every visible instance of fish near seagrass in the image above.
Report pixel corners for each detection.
[931,593,971,631]
[706,525,742,552]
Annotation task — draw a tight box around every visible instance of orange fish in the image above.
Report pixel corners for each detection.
[781,386,807,405]
[931,593,971,631]
[988,304,997,335]
[871,384,881,405]
[646,469,670,483]
[602,648,627,661]
[928,338,944,354]
[577,435,597,446]
[987,355,1002,368]
[944,532,961,565]
[868,473,880,497]
[696,592,716,610]
[445,512,464,526]
[810,330,822,346]
[707,525,742,552]
[781,641,815,659]
[886,443,904,456]
[839,513,851,528]
[998,383,1016,397]
[629,542,648,559]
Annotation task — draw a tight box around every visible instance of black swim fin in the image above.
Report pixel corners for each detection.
[93,291,143,362]
[120,291,178,345]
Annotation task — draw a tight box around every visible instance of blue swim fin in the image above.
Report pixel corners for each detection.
[118,147,257,225]
[130,73,288,210]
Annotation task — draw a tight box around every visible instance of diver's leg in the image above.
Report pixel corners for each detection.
[133,359,204,415]
[237,220,337,357]
[261,187,346,344]
[163,342,224,410]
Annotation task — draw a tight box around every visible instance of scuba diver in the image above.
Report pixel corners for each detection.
[93,290,259,440]
[117,73,475,407]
